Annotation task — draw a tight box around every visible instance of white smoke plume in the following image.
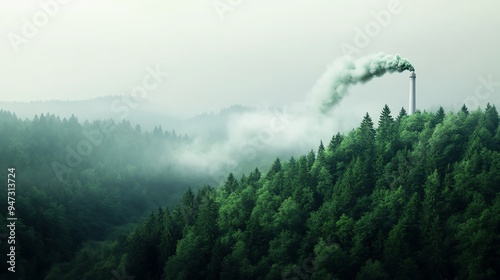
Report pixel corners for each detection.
[307,52,414,113]
[171,53,414,185]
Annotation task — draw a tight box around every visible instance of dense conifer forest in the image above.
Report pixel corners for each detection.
[0,110,208,279]
[1,104,499,279]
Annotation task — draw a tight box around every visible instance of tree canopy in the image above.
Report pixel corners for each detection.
[1,104,499,279]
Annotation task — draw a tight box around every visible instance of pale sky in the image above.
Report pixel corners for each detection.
[1,0,499,119]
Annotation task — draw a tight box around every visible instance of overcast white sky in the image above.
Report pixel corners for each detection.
[1,0,499,119]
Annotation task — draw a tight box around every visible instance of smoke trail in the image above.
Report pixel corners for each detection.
[308,53,414,113]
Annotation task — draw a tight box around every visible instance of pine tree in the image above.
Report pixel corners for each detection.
[378,105,394,132]
[359,113,376,156]
[460,104,469,115]
[159,208,177,268]
[194,191,219,272]
[247,168,262,187]
[433,107,445,127]
[306,150,316,170]
[357,113,376,188]
[224,173,239,194]
[484,103,499,135]
[396,107,408,122]
[420,170,444,279]
[266,158,282,180]
[328,132,343,151]
[177,188,197,228]
[316,141,326,165]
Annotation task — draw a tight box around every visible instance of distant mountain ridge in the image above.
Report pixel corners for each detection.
[0,97,253,137]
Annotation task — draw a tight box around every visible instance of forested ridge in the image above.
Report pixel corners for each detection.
[0,111,209,279]
[2,104,500,279]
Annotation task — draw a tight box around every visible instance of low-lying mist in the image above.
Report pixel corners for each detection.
[169,103,342,185]
[0,53,414,187]
[170,53,414,185]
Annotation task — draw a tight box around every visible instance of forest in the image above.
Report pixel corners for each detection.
[0,111,210,279]
[1,104,500,279]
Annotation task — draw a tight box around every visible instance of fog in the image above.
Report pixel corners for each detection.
[2,0,499,186]
[170,103,334,184]
[0,53,421,186]
[168,53,416,184]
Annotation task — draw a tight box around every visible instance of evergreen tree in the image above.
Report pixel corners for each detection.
[396,107,408,122]
[419,171,444,279]
[432,106,445,127]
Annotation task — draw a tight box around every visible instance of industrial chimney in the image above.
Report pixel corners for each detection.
[409,71,416,114]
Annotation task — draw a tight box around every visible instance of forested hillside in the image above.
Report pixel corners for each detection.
[0,98,253,137]
[42,104,500,280]
[0,111,211,279]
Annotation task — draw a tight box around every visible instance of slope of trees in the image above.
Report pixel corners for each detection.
[0,111,208,279]
[1,104,499,279]
[43,104,500,280]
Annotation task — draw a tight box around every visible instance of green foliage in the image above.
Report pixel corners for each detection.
[0,110,208,279]
[356,259,389,280]
[2,105,499,279]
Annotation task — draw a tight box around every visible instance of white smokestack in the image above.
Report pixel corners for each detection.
[307,53,415,114]
[409,71,416,114]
